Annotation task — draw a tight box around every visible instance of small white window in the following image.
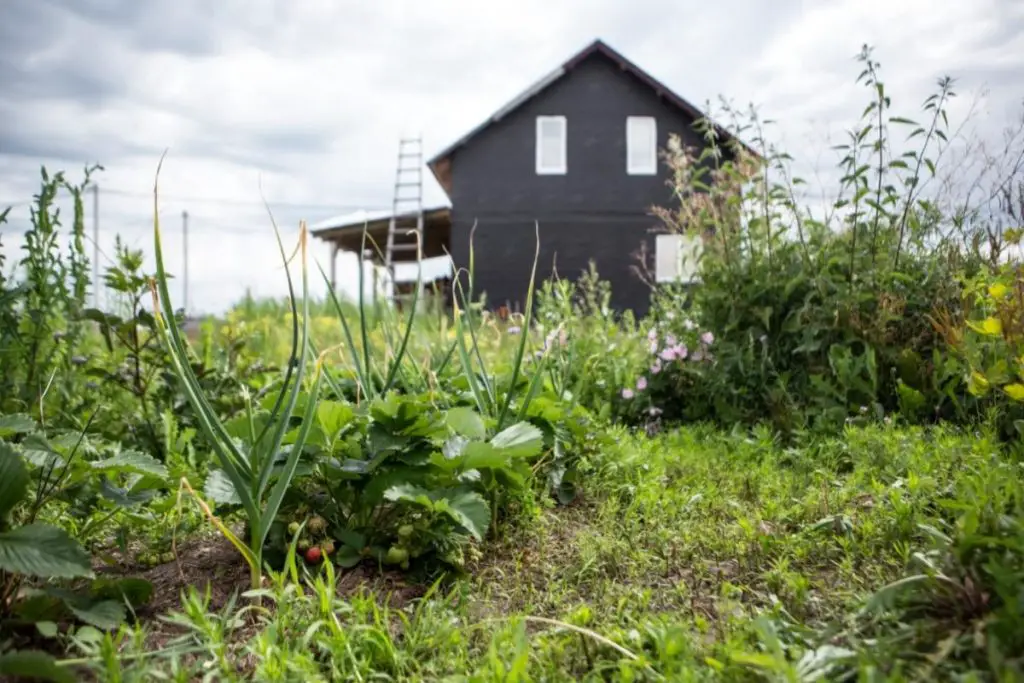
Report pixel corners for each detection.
[627,116,657,175]
[536,116,567,175]
[655,233,702,283]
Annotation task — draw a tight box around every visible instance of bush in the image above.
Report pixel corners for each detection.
[638,47,998,433]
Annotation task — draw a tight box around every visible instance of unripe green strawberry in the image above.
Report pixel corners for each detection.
[384,546,409,565]
[397,524,414,538]
[287,521,301,536]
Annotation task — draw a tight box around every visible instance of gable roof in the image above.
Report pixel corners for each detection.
[426,38,756,195]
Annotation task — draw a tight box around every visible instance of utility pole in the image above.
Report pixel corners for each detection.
[91,183,99,308]
[182,210,189,317]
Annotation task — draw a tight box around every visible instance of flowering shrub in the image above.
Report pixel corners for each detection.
[614,315,717,425]
[640,53,996,433]
[529,264,649,422]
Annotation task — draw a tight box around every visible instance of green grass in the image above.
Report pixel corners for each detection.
[59,420,1022,681]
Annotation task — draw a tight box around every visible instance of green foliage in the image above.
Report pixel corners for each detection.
[0,165,99,418]
[260,393,547,572]
[638,47,990,433]
[0,423,154,642]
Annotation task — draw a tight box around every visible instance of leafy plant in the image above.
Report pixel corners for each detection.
[0,165,100,419]
[148,164,323,591]
[645,46,987,433]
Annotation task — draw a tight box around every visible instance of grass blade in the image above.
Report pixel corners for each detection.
[316,260,370,397]
[497,222,542,429]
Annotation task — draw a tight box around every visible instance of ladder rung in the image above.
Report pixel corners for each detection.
[390,243,419,252]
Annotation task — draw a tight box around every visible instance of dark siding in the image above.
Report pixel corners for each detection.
[447,51,709,317]
[452,215,658,317]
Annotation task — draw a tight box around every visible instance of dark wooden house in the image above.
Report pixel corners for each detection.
[313,38,750,317]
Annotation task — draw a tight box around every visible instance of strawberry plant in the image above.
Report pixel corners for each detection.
[258,393,545,571]
[1,419,153,662]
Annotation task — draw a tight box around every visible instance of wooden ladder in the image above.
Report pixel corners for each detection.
[384,136,425,305]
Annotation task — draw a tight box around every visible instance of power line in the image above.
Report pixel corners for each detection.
[97,187,392,212]
[1,190,392,213]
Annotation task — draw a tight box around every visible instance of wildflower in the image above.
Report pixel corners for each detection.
[507,326,521,335]
[636,376,648,391]
[650,359,662,374]
[660,347,676,362]
[683,319,696,330]
[700,331,714,345]
[621,388,634,399]
[673,343,688,360]
[691,349,704,362]
[665,334,677,347]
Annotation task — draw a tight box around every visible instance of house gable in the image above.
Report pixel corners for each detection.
[440,49,716,219]
[427,38,753,198]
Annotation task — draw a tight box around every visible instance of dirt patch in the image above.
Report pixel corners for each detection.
[95,535,251,620]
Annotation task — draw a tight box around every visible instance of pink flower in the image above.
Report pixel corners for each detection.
[700,331,714,345]
[621,388,635,399]
[665,334,678,347]
[660,348,676,362]
[650,359,662,374]
[636,376,648,391]
[673,343,688,360]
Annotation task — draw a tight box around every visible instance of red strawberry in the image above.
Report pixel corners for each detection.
[305,546,323,563]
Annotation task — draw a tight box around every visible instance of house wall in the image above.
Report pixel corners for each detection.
[445,52,714,317]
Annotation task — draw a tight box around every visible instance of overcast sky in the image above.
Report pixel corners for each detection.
[1,0,1022,314]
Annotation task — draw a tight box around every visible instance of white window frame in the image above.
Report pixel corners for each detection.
[626,116,657,175]
[535,115,567,175]
[655,233,703,284]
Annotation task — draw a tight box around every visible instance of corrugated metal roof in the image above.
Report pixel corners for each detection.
[308,204,451,234]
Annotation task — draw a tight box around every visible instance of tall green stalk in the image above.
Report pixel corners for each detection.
[148,155,322,590]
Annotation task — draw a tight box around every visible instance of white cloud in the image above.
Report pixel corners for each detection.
[1,0,1021,314]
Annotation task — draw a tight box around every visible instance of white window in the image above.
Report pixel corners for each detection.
[626,116,657,175]
[536,116,567,175]
[655,233,702,283]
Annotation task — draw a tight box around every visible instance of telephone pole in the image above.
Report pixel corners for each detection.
[182,210,189,316]
[91,183,100,308]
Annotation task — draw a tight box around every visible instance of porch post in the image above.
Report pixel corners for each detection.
[330,243,339,292]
